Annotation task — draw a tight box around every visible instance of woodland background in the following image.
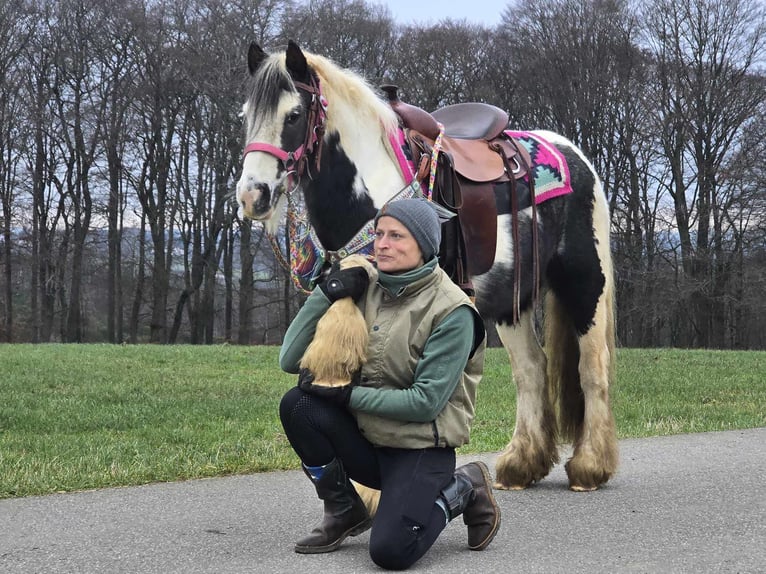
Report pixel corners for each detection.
[1,0,765,349]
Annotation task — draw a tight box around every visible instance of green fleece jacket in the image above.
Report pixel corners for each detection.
[278,259,481,423]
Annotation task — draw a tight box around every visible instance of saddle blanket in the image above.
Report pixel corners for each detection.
[505,130,573,203]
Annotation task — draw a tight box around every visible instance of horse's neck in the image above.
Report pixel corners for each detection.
[302,133,369,250]
[306,102,406,250]
[328,98,405,206]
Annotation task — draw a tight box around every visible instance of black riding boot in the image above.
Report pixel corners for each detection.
[438,461,501,551]
[295,458,372,554]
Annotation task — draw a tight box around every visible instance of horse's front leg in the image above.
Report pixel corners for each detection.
[494,311,558,490]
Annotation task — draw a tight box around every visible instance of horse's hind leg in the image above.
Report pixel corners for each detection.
[494,311,559,490]
[565,287,619,491]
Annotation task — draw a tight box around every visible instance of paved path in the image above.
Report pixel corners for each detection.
[1,428,765,573]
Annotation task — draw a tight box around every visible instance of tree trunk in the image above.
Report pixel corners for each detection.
[1,154,12,341]
[237,219,253,345]
[129,212,147,343]
[150,230,168,343]
[107,141,120,343]
[223,224,233,343]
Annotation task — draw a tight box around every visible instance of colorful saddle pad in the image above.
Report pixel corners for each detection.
[506,130,573,203]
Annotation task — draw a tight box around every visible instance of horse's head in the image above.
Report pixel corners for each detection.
[236,41,325,229]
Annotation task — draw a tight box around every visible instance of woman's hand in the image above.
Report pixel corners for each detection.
[297,368,356,406]
[318,267,369,303]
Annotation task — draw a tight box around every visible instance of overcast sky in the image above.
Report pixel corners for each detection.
[374,0,510,27]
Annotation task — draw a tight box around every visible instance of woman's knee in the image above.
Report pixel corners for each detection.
[278,385,306,430]
[368,522,423,571]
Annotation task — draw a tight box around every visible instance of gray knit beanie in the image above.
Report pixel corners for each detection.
[374,198,442,261]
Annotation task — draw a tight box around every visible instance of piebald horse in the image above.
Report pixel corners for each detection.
[237,41,618,492]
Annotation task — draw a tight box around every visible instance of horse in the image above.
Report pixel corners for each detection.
[236,40,618,492]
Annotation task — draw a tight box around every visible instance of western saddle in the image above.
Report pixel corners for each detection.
[382,86,537,314]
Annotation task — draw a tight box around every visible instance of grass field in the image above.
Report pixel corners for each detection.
[1,344,764,499]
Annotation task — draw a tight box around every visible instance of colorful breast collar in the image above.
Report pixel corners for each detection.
[275,128,422,293]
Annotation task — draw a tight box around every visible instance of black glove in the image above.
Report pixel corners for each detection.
[318,266,369,303]
[297,368,357,406]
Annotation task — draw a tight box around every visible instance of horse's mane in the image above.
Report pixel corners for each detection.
[248,48,399,157]
[303,53,399,137]
[245,56,294,134]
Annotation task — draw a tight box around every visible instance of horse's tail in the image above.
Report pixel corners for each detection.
[543,291,580,441]
[543,259,616,442]
[353,481,380,517]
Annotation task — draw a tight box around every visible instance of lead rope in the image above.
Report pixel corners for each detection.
[266,185,306,289]
[267,197,298,274]
[427,123,445,200]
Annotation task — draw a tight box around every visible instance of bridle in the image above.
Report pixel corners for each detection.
[241,73,328,187]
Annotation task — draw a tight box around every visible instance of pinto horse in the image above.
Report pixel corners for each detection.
[237,41,618,492]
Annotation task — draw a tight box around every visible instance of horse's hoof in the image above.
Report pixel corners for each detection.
[493,481,527,491]
[569,484,599,492]
[564,458,613,491]
[494,439,557,492]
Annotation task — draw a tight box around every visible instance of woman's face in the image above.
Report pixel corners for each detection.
[374,216,424,273]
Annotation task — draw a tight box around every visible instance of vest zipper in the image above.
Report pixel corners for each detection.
[431,421,439,447]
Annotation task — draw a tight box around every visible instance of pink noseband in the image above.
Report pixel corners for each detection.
[242,141,306,167]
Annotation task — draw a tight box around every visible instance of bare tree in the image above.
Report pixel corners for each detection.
[497,0,642,166]
[0,0,33,342]
[21,1,70,343]
[388,21,495,110]
[45,0,114,342]
[497,0,661,347]
[96,1,144,343]
[2,0,765,348]
[280,0,396,79]
[643,0,766,347]
[126,0,187,343]
[712,104,766,348]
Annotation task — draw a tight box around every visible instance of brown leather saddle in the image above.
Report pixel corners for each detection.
[382,86,533,294]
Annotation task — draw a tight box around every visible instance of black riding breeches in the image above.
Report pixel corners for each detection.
[279,385,381,486]
[279,386,456,570]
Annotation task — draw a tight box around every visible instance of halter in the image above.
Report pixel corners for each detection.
[242,74,328,183]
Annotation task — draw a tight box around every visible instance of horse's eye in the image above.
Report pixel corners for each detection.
[285,110,302,125]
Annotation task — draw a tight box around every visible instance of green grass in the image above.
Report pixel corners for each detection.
[1,345,764,498]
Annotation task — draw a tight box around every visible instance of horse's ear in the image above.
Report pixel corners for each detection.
[285,40,308,79]
[248,42,267,75]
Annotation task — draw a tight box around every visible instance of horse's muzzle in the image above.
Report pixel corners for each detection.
[236,176,271,220]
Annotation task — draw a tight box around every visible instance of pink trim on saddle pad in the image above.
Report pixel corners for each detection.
[389,128,421,188]
[506,131,573,204]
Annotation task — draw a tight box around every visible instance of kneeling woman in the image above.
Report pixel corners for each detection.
[278,199,501,570]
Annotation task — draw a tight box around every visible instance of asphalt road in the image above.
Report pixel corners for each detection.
[1,428,765,573]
